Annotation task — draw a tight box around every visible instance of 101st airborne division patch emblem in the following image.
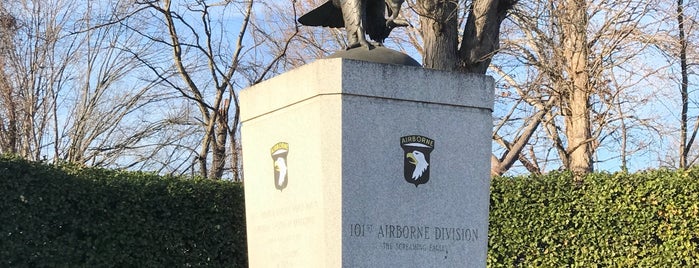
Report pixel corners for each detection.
[400,135,435,187]
[270,142,289,190]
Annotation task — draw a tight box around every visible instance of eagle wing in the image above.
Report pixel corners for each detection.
[299,0,384,48]
[365,0,388,43]
[298,0,344,28]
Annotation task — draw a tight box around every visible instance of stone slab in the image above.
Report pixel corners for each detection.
[241,58,493,267]
[326,47,421,67]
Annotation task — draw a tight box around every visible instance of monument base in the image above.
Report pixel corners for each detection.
[241,58,493,267]
[326,46,421,67]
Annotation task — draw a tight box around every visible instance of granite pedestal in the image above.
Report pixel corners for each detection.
[241,58,493,267]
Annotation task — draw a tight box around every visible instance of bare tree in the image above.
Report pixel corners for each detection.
[59,1,174,168]
[2,0,685,177]
[0,0,192,175]
[0,0,79,160]
[125,0,300,180]
[634,0,699,168]
[0,0,311,179]
[491,0,663,176]
[674,0,699,168]
[0,5,17,155]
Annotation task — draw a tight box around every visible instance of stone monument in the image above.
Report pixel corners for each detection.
[240,58,493,267]
[241,1,493,266]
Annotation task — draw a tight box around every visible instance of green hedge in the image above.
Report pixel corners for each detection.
[4,155,699,266]
[488,169,699,267]
[0,156,246,267]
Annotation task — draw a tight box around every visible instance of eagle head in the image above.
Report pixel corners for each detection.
[406,150,428,180]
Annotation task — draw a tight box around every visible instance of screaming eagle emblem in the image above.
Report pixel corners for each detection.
[271,142,289,190]
[400,135,434,187]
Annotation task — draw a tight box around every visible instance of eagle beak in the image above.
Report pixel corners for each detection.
[406,152,417,164]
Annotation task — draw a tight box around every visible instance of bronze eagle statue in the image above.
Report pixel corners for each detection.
[298,0,409,49]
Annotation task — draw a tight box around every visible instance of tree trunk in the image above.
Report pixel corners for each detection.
[210,128,227,179]
[416,0,459,71]
[210,101,229,179]
[491,107,546,176]
[0,9,17,154]
[677,0,689,169]
[561,0,593,176]
[459,0,515,74]
[229,98,242,182]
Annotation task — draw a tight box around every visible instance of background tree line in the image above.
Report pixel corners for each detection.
[0,0,697,180]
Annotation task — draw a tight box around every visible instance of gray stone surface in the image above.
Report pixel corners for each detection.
[326,47,421,67]
[241,58,493,267]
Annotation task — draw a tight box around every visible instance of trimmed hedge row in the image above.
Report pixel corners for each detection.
[488,169,699,267]
[4,155,699,266]
[1,156,246,267]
